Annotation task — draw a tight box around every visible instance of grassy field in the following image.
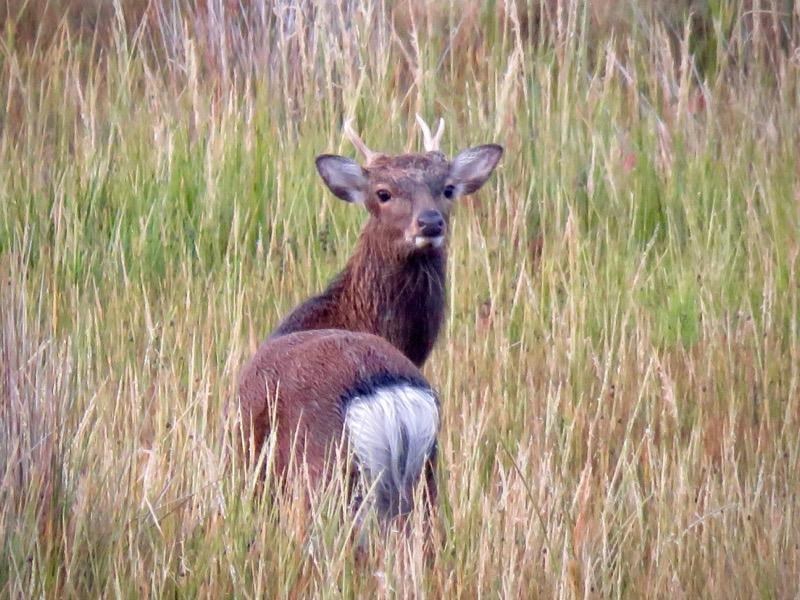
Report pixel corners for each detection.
[1,0,799,597]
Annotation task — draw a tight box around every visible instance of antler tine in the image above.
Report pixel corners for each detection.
[415,114,445,152]
[415,114,433,150]
[431,117,445,149]
[343,118,376,163]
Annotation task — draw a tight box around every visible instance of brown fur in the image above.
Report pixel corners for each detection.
[237,329,437,506]
[272,222,446,367]
[272,152,453,367]
[236,135,501,524]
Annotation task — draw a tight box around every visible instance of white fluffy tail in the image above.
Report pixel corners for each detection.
[344,382,439,519]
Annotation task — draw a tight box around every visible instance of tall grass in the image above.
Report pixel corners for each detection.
[1,0,799,596]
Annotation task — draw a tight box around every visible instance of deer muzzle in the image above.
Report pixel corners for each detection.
[413,210,445,248]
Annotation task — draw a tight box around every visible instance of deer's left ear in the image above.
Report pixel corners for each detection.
[448,144,503,196]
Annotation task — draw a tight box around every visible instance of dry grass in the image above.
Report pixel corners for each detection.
[1,0,799,597]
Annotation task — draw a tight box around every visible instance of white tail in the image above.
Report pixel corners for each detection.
[344,381,439,519]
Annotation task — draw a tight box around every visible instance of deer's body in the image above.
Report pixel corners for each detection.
[239,329,439,515]
[237,118,502,522]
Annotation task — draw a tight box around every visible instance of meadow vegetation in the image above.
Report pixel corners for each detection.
[1,0,799,596]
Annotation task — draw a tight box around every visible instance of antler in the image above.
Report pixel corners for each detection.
[415,114,445,152]
[343,118,377,163]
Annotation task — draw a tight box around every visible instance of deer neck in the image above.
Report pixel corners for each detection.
[335,228,447,366]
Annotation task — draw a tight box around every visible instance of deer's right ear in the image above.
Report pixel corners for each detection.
[315,155,368,203]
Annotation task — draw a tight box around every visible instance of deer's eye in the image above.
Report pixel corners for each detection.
[376,189,392,203]
[443,185,455,199]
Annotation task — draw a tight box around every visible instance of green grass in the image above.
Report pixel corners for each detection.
[2,0,799,597]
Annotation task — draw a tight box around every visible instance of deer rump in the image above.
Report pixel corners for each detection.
[238,329,439,519]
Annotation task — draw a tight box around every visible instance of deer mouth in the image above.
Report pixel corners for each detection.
[413,234,445,249]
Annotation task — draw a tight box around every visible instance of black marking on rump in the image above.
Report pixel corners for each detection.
[339,370,436,409]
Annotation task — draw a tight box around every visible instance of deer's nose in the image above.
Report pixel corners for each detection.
[417,210,445,237]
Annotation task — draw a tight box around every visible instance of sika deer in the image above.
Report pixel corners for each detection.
[238,117,502,522]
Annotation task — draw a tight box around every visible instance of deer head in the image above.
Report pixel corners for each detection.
[315,116,503,254]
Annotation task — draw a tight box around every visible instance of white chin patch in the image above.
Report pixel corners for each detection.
[413,235,444,249]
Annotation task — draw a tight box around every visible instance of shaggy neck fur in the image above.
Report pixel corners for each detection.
[271,221,447,367]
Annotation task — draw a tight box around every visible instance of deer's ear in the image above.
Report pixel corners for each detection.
[448,144,503,196]
[315,155,368,203]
